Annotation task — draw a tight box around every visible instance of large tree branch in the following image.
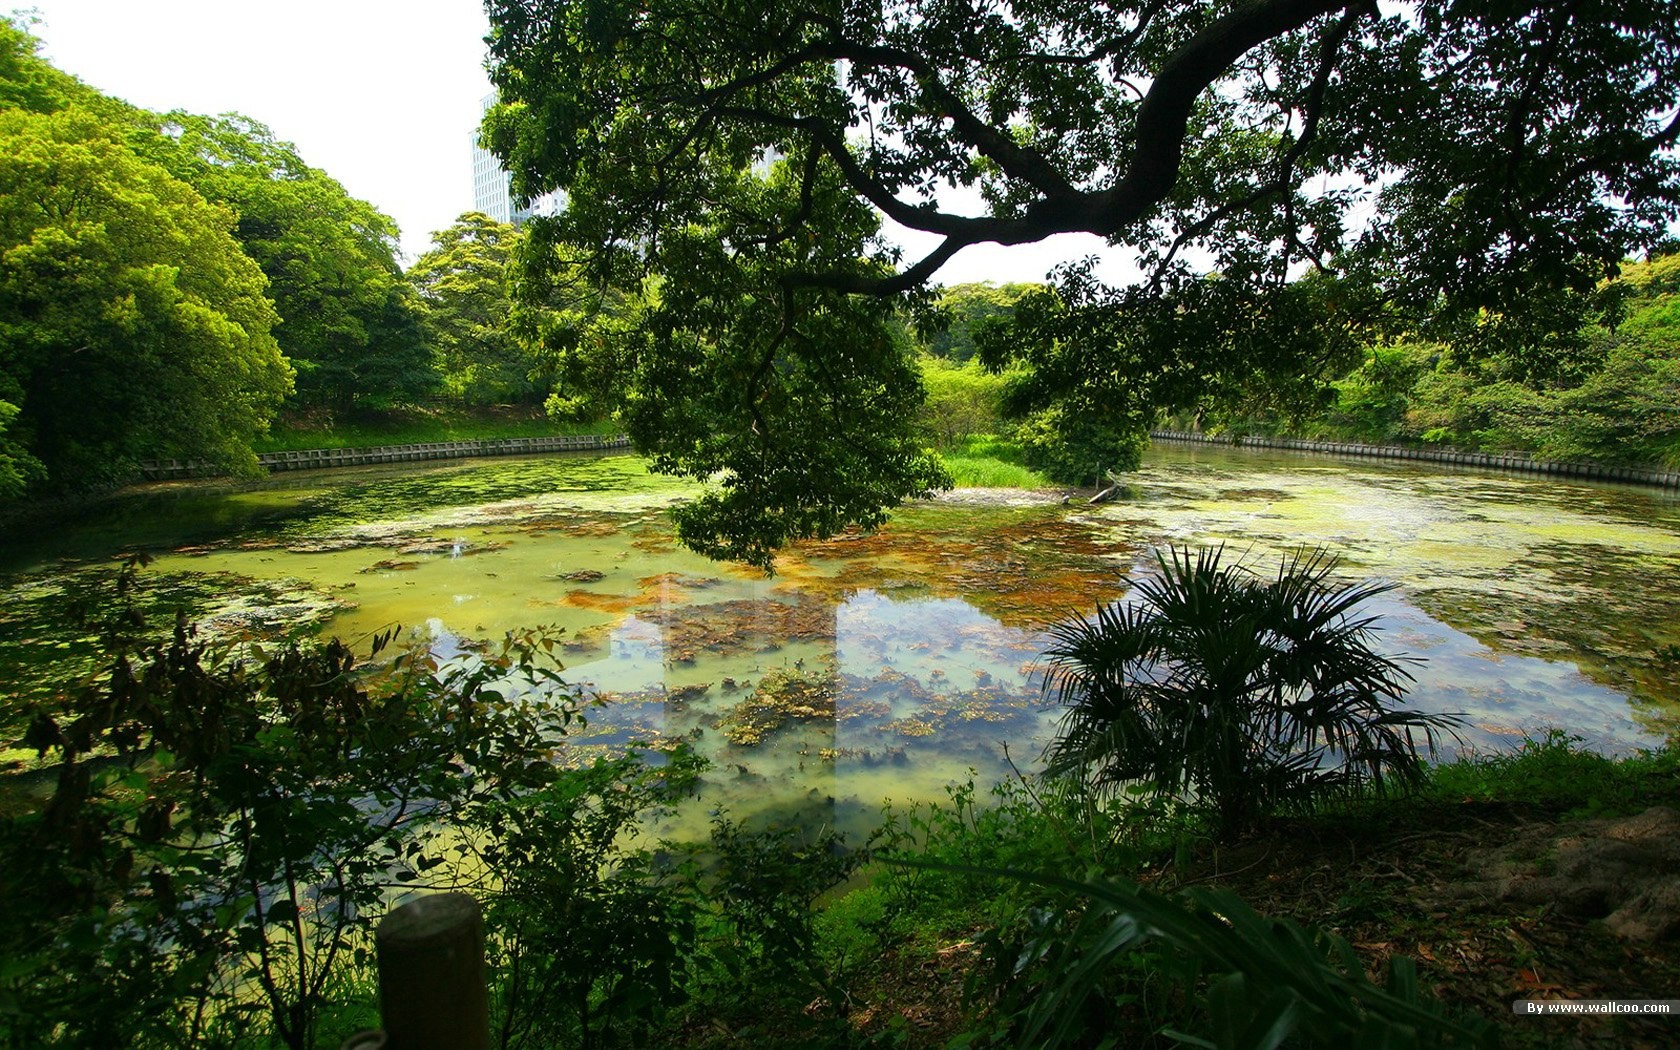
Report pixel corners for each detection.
[807,0,1366,292]
[623,0,1369,296]
[1147,4,1362,289]
[1277,2,1367,274]
[817,39,1081,200]
[709,104,1048,243]
[1090,0,1365,233]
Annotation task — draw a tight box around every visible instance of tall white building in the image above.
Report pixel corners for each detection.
[472,93,562,225]
[471,94,517,223]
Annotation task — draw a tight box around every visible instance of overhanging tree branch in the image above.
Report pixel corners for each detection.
[1091,0,1363,233]
[703,0,1371,295]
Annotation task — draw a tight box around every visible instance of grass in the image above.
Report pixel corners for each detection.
[936,433,1057,489]
[938,454,1055,488]
[252,404,617,453]
[1420,728,1680,818]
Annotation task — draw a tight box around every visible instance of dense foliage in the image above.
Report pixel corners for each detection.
[919,283,1039,364]
[132,113,435,413]
[1,18,568,500]
[409,212,540,406]
[0,83,292,492]
[1196,252,1680,468]
[484,0,1679,559]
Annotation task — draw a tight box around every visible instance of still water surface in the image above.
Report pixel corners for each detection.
[4,444,1678,832]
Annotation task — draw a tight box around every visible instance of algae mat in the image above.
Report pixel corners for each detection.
[3,448,1678,833]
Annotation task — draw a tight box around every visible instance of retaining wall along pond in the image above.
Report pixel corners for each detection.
[139,434,633,480]
[1149,430,1680,490]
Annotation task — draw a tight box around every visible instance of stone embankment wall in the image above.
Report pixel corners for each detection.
[1150,430,1680,490]
[140,434,632,481]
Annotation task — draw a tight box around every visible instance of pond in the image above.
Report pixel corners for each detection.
[3,443,1678,835]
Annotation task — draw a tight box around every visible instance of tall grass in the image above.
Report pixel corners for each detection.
[938,454,1055,488]
[937,434,1057,488]
[1422,729,1680,817]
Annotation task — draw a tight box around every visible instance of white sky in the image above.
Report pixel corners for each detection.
[17,0,1132,284]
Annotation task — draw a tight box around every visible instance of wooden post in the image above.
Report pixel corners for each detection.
[372,893,490,1050]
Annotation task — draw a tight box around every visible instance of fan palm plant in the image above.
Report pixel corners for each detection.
[1043,545,1457,837]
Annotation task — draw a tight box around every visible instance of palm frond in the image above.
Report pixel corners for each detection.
[1041,544,1461,837]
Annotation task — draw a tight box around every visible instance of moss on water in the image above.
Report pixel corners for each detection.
[1110,446,1680,741]
[0,565,346,745]
[778,503,1133,628]
[274,455,685,539]
[5,446,1680,824]
[719,669,838,746]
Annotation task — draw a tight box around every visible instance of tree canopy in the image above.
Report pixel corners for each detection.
[133,112,435,413]
[0,107,292,489]
[409,212,538,405]
[1266,252,1680,466]
[483,0,1679,562]
[0,15,449,500]
[409,210,656,423]
[922,283,1041,363]
[0,20,291,493]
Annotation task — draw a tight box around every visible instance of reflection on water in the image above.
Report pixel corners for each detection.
[425,579,1062,836]
[4,446,1680,831]
[1111,444,1680,747]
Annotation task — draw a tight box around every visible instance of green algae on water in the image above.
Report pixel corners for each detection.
[5,447,1680,834]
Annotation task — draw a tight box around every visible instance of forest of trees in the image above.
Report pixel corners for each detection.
[0,18,609,501]
[915,258,1680,476]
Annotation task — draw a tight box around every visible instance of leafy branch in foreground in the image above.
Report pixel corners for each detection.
[1044,545,1457,837]
[3,574,584,1048]
[0,559,877,1048]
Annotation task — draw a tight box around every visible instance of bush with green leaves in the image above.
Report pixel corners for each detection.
[915,355,1012,449]
[2,604,592,1049]
[472,748,707,1050]
[0,558,888,1048]
[1425,728,1680,819]
[1043,546,1457,838]
[1008,406,1150,488]
[685,816,869,1028]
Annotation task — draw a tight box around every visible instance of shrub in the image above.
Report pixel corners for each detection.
[1009,406,1148,487]
[4,609,582,1048]
[1042,545,1457,837]
[916,356,1012,448]
[474,749,707,1050]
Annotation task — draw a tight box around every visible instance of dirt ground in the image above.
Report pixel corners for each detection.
[1182,802,1680,1049]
